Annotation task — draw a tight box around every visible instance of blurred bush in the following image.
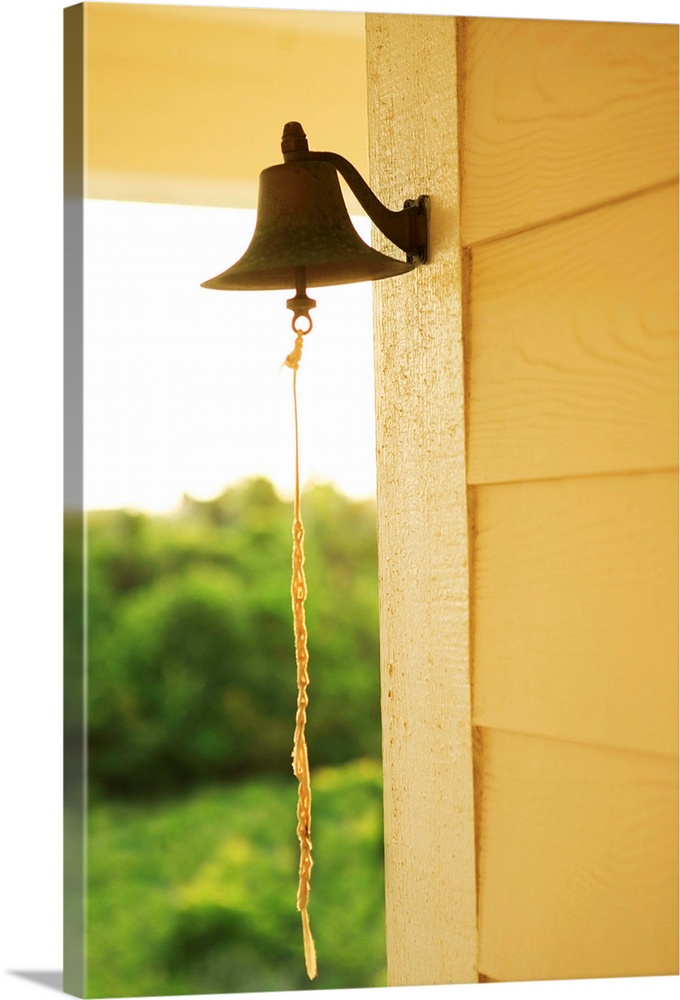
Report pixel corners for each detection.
[73,477,386,994]
[84,477,381,796]
[87,760,386,997]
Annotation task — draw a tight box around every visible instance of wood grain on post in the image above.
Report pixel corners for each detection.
[366,13,478,986]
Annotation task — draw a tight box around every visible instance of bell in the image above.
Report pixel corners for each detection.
[201,159,415,292]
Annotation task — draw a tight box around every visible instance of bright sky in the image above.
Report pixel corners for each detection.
[84,200,377,513]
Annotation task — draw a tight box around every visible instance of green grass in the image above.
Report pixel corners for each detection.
[86,759,387,997]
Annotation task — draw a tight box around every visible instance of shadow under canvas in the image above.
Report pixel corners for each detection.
[10,971,64,992]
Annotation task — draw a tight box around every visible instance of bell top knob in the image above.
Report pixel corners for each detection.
[281,122,310,160]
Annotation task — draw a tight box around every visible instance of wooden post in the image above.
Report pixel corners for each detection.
[366,14,477,985]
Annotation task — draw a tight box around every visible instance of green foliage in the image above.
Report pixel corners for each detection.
[81,477,386,994]
[86,761,386,998]
[86,478,381,796]
[64,511,85,738]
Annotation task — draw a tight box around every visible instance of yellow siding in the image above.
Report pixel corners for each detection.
[467,184,679,485]
[461,18,679,244]
[463,15,679,984]
[476,730,679,982]
[472,471,678,755]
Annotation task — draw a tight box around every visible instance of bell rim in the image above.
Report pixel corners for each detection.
[201,255,415,291]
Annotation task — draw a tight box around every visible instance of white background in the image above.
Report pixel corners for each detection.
[83,200,378,512]
[1,1,678,999]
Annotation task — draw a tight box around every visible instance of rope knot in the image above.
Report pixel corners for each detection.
[283,331,305,371]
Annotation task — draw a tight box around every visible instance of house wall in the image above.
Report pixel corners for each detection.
[463,17,678,982]
[368,12,678,985]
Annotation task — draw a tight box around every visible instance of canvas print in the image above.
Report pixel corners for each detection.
[64,3,679,998]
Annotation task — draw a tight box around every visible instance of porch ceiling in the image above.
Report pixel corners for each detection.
[84,3,368,210]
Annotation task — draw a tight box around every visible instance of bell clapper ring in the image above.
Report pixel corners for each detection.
[287,266,316,335]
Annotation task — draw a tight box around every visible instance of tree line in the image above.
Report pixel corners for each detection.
[69,477,382,798]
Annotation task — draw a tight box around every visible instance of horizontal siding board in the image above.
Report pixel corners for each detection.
[461,18,679,244]
[472,471,679,755]
[467,184,679,485]
[477,728,679,982]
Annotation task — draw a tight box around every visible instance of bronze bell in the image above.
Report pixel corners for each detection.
[201,122,429,294]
